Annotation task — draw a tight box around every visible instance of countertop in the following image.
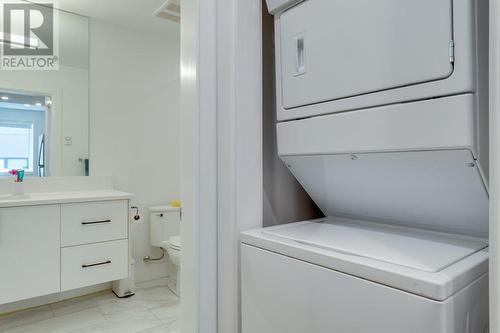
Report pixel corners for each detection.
[0,190,133,208]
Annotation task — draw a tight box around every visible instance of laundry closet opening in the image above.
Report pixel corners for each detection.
[245,0,490,332]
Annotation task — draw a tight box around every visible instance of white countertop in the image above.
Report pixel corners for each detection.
[0,190,133,208]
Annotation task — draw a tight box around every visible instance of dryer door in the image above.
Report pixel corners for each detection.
[280,0,454,109]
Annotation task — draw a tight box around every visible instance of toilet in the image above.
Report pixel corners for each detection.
[163,236,181,295]
[149,205,181,296]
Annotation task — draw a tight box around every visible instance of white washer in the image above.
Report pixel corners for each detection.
[241,218,489,333]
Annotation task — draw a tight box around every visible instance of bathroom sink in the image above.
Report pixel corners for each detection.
[0,194,30,201]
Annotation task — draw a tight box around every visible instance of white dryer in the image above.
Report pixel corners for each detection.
[242,0,490,332]
[270,0,488,123]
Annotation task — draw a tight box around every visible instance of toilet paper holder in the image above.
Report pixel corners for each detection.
[131,206,141,222]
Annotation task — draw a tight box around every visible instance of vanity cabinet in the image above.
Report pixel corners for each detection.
[0,198,130,305]
[0,205,61,305]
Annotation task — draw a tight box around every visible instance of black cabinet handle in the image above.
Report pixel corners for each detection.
[82,260,112,269]
[81,219,111,225]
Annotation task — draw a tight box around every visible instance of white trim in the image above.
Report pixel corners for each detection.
[180,0,218,332]
[181,1,265,331]
[217,0,263,332]
[490,0,499,331]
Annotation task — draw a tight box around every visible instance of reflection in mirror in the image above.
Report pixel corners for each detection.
[0,91,49,177]
[0,7,89,177]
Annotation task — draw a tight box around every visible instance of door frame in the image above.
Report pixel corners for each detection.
[217,0,263,332]
[180,0,263,332]
[490,0,499,331]
[179,0,218,332]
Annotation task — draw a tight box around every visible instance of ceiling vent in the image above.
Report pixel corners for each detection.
[154,0,180,23]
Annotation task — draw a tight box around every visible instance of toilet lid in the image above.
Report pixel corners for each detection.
[168,236,181,250]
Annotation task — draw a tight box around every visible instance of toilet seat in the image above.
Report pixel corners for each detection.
[168,236,181,251]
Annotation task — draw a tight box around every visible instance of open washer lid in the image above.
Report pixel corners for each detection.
[280,150,489,237]
[262,218,487,273]
[242,217,489,301]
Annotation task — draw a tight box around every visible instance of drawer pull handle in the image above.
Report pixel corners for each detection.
[82,260,112,269]
[81,219,112,225]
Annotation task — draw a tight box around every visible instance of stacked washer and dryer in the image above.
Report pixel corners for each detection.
[241,0,490,332]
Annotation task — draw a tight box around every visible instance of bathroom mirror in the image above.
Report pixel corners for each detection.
[0,6,89,177]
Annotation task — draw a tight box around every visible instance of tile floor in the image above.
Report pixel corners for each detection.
[0,279,180,333]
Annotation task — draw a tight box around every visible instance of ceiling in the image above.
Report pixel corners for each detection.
[54,0,179,36]
[0,91,47,111]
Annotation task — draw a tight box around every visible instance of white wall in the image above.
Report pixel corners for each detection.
[89,20,180,283]
[262,6,322,227]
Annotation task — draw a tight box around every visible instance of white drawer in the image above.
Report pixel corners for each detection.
[61,200,128,246]
[61,239,128,291]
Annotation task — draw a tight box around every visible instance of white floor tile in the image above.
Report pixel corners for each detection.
[161,318,180,333]
[4,308,105,333]
[0,280,180,333]
[0,306,53,331]
[98,299,168,316]
[135,279,169,290]
[103,308,158,322]
[67,315,161,333]
[150,304,180,321]
[137,323,177,333]
[50,292,116,317]
[134,286,179,306]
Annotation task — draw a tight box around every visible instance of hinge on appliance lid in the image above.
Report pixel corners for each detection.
[449,40,455,63]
